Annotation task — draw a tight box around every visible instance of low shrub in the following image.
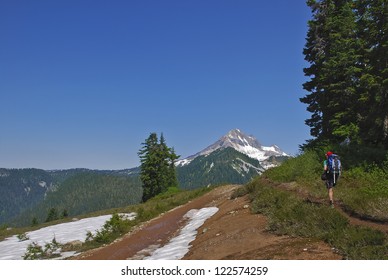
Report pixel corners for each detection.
[327,226,388,260]
[249,180,348,238]
[86,213,133,245]
[23,238,62,260]
[264,150,321,183]
[231,185,250,199]
[246,178,388,259]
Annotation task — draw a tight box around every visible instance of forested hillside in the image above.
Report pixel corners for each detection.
[0,168,143,227]
[12,173,142,227]
[0,168,56,225]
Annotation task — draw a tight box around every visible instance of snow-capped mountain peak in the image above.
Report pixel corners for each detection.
[176,129,289,167]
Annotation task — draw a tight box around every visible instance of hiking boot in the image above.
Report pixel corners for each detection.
[330,200,334,208]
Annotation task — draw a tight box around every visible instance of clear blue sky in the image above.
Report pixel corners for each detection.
[1,0,312,170]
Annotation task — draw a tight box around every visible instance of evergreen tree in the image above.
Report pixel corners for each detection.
[61,209,69,219]
[300,0,387,149]
[301,0,361,145]
[45,207,58,223]
[355,0,388,148]
[167,147,179,189]
[138,133,179,202]
[31,217,38,227]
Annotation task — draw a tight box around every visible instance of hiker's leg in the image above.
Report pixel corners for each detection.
[329,173,335,203]
[328,187,334,203]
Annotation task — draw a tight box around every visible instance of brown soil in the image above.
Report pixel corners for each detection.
[73,185,344,260]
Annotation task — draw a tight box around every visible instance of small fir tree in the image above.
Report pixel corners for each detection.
[45,207,59,223]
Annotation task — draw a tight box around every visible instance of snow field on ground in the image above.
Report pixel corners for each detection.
[0,207,218,260]
[145,207,219,260]
[0,213,136,260]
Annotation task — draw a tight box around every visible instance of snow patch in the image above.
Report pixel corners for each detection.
[0,213,136,260]
[24,187,31,196]
[0,172,9,177]
[206,162,215,173]
[175,158,193,167]
[235,158,263,173]
[145,207,218,260]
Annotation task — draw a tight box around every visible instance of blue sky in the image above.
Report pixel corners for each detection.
[1,0,312,170]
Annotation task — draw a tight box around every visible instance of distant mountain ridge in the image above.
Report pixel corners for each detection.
[0,168,141,227]
[176,129,289,168]
[0,129,291,227]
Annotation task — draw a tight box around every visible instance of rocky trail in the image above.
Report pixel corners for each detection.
[73,183,387,260]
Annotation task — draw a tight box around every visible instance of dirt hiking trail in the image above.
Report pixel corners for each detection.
[74,184,351,260]
[274,181,388,235]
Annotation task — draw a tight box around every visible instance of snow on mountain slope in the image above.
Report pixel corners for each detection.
[176,129,289,168]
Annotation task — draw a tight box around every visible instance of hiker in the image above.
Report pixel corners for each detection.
[323,151,341,207]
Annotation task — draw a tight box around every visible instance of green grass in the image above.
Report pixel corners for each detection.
[264,150,388,222]
[246,180,349,238]
[264,150,322,183]
[235,146,388,260]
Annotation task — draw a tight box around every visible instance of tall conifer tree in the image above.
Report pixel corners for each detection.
[355,0,388,148]
[301,0,361,145]
[300,0,387,148]
[138,133,179,202]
